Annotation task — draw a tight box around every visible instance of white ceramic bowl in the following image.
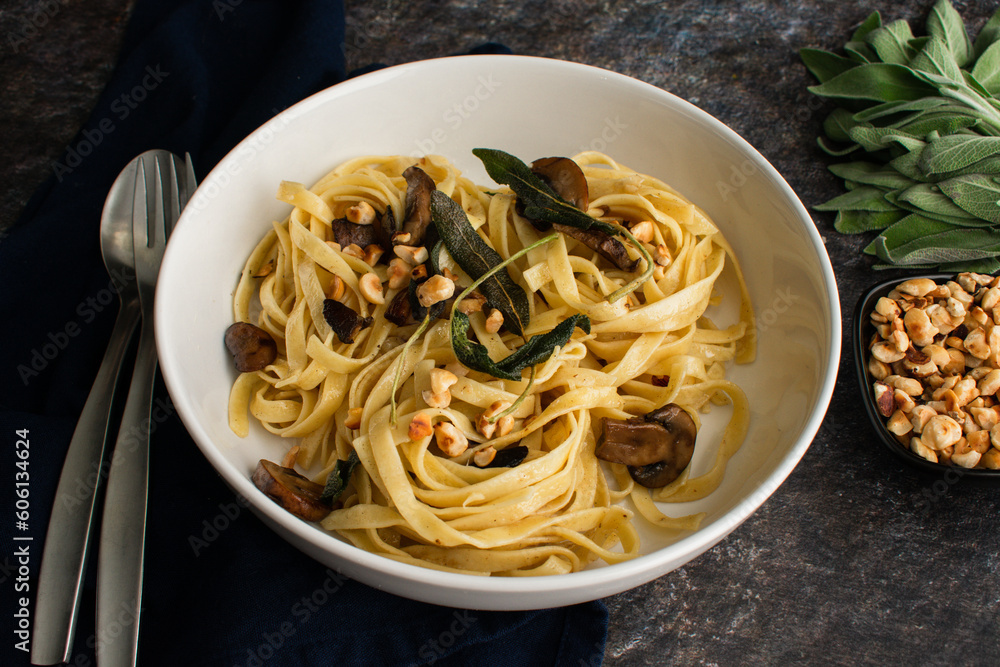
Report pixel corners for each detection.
[156,55,840,610]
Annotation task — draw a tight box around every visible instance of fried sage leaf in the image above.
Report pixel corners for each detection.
[320,451,360,503]
[451,311,590,381]
[430,189,530,336]
[472,148,619,236]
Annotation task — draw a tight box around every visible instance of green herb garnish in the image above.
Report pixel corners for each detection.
[320,450,360,503]
[430,190,531,336]
[802,0,1000,271]
[472,148,654,299]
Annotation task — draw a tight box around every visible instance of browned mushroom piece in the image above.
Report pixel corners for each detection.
[252,459,331,521]
[401,165,436,246]
[384,287,413,326]
[330,217,380,250]
[552,223,639,272]
[224,322,278,372]
[322,299,373,344]
[531,156,589,210]
[528,156,637,272]
[595,403,697,488]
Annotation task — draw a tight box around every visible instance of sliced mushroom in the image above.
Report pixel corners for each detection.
[595,403,697,488]
[252,459,331,521]
[322,299,373,344]
[552,222,639,272]
[531,157,589,210]
[384,288,413,326]
[330,217,380,250]
[401,165,436,246]
[224,322,278,372]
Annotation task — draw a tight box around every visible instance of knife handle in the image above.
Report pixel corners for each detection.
[31,301,140,666]
[96,318,157,667]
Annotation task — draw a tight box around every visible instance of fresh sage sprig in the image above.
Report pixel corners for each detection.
[802,0,1000,272]
[472,148,654,299]
[320,450,360,503]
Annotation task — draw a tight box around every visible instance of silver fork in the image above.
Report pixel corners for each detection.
[96,151,193,667]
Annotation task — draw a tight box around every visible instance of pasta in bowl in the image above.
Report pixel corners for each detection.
[226,149,754,576]
[155,54,838,609]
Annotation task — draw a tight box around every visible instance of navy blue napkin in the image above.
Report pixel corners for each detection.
[0,1,608,665]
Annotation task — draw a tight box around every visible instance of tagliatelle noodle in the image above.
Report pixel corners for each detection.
[229,152,755,575]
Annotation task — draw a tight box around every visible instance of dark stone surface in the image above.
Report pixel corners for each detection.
[5,0,1000,664]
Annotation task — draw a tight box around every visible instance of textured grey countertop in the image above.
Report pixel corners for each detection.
[4,1,1000,665]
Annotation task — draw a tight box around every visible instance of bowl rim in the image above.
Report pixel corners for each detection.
[157,53,843,604]
[853,272,1000,479]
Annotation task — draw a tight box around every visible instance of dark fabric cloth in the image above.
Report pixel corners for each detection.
[0,1,608,665]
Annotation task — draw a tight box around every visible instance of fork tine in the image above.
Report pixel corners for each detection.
[166,154,182,237]
[132,156,149,252]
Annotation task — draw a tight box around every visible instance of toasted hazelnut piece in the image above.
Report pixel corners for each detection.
[944,348,967,374]
[280,445,301,468]
[410,264,429,281]
[873,381,895,418]
[897,278,937,297]
[970,306,990,327]
[981,448,1000,469]
[359,272,385,305]
[629,220,655,243]
[458,292,487,314]
[654,244,672,266]
[922,344,950,369]
[965,328,991,359]
[953,377,981,406]
[910,436,938,463]
[387,257,412,290]
[485,309,505,334]
[422,389,452,409]
[952,437,982,468]
[945,297,967,320]
[344,407,364,430]
[417,274,456,307]
[890,375,923,397]
[496,414,515,437]
[409,412,433,440]
[979,369,1000,397]
[328,274,346,300]
[346,201,377,225]
[441,266,460,282]
[476,413,497,439]
[434,421,469,457]
[326,241,343,253]
[968,428,992,454]
[872,341,906,364]
[929,284,951,299]
[871,312,888,324]
[971,406,1000,431]
[868,357,891,381]
[958,274,979,293]
[889,329,909,354]
[909,404,937,433]
[923,414,963,450]
[903,307,939,347]
[886,409,913,436]
[429,368,459,395]
[364,244,385,266]
[894,388,916,413]
[394,244,429,265]
[342,243,366,260]
[875,296,901,320]
[473,446,497,467]
[391,231,413,245]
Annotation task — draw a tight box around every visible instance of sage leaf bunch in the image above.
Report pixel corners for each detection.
[802,0,1000,272]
